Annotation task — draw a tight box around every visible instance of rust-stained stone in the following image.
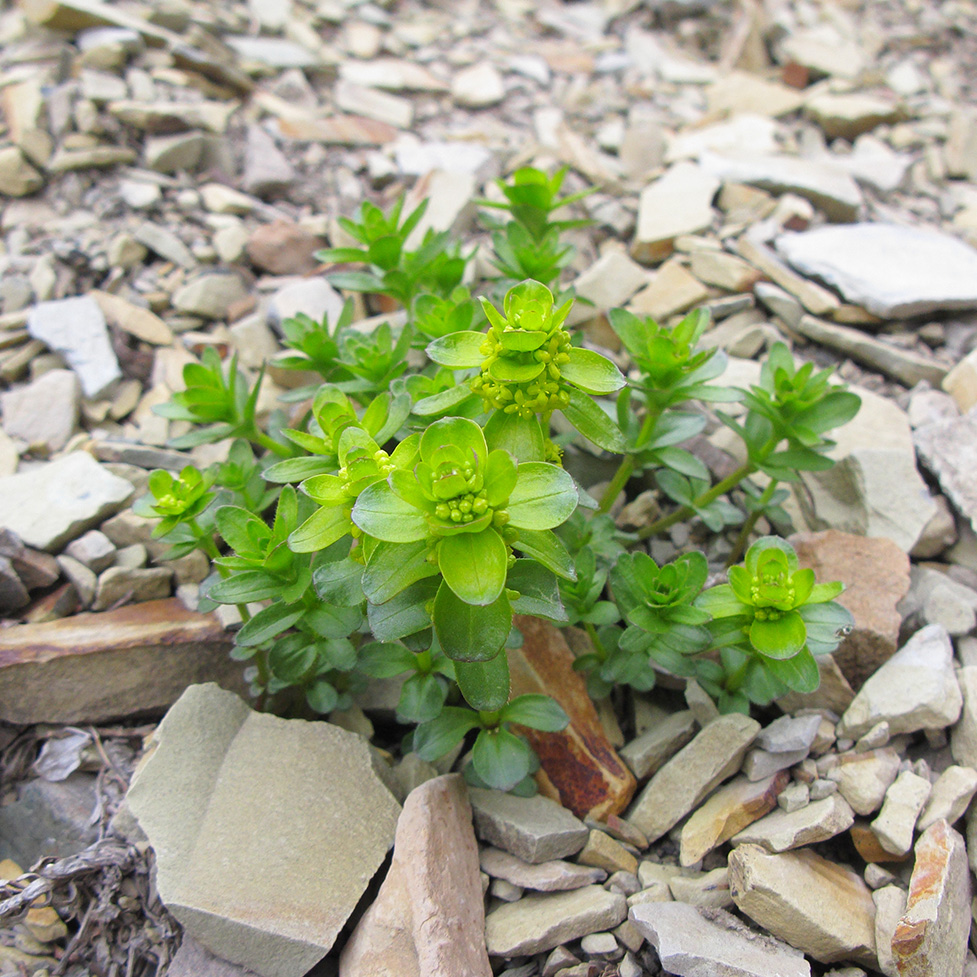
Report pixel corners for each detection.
[790,530,909,689]
[892,819,971,977]
[508,616,636,821]
[850,821,913,864]
[680,771,789,866]
[275,115,397,146]
[0,598,242,724]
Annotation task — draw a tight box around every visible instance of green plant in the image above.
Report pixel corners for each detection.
[144,170,860,793]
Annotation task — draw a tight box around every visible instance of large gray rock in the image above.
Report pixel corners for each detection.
[837,624,962,739]
[172,273,248,320]
[731,794,855,853]
[27,295,121,398]
[630,902,811,977]
[776,223,977,318]
[0,452,133,551]
[0,368,79,451]
[122,684,400,977]
[339,775,491,977]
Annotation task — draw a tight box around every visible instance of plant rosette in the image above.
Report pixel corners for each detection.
[695,536,852,692]
[351,416,578,663]
[425,280,626,456]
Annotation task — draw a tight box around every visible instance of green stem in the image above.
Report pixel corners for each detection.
[584,620,607,661]
[597,406,661,515]
[188,519,251,622]
[726,479,780,568]
[254,429,291,458]
[414,648,433,673]
[637,463,755,540]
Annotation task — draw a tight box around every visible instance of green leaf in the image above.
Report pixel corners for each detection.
[562,387,626,453]
[454,653,510,711]
[488,357,545,383]
[695,584,748,619]
[289,505,351,553]
[472,728,533,791]
[500,694,568,731]
[362,539,439,604]
[426,330,486,368]
[764,645,820,693]
[433,581,512,662]
[749,610,807,659]
[352,481,428,542]
[438,530,508,606]
[303,602,362,639]
[484,450,518,508]
[207,571,282,604]
[510,528,576,581]
[268,636,316,683]
[312,558,364,606]
[420,416,486,463]
[807,581,844,604]
[483,413,543,465]
[413,707,481,761]
[507,560,568,623]
[368,577,438,641]
[562,347,626,394]
[235,601,305,647]
[215,506,268,559]
[264,457,335,483]
[357,640,418,678]
[413,384,479,417]
[508,463,578,530]
[798,601,853,656]
[305,679,339,714]
[397,672,448,723]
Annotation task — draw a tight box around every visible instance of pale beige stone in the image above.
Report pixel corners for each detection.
[918,765,977,831]
[690,249,762,292]
[870,771,932,857]
[943,347,977,414]
[728,844,878,969]
[680,772,788,866]
[731,793,855,853]
[484,886,627,957]
[631,163,720,265]
[627,713,760,843]
[873,885,907,977]
[629,259,710,321]
[479,847,605,892]
[827,748,902,816]
[577,829,638,876]
[667,867,734,910]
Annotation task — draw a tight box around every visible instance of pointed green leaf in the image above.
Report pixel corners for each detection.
[207,571,282,605]
[764,645,820,693]
[500,694,568,731]
[438,530,507,606]
[484,410,545,463]
[510,528,576,581]
[750,610,807,659]
[454,653,510,711]
[561,387,626,453]
[362,538,439,604]
[288,505,351,553]
[367,577,438,641]
[413,707,481,762]
[471,728,532,791]
[397,672,449,723]
[312,558,364,606]
[235,602,305,647]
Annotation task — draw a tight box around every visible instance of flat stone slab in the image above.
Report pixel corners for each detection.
[630,902,811,977]
[122,684,401,977]
[0,452,133,552]
[484,885,627,957]
[776,223,977,318]
[468,788,588,864]
[0,599,240,724]
[913,412,977,536]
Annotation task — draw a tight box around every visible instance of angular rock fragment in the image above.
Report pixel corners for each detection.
[914,411,977,536]
[619,709,697,780]
[827,748,902,816]
[484,885,627,957]
[837,625,962,739]
[731,793,855,853]
[680,772,788,867]
[728,844,878,968]
[340,775,491,977]
[508,617,636,819]
[27,295,121,398]
[891,820,971,977]
[123,684,400,977]
[468,788,588,863]
[789,530,908,688]
[0,598,239,724]
[918,765,977,831]
[630,902,811,977]
[870,770,931,857]
[0,452,132,552]
[479,847,606,892]
[776,223,977,318]
[627,713,760,843]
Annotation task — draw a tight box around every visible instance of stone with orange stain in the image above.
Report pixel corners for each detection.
[508,616,636,821]
[850,822,913,864]
[680,771,789,866]
[891,819,971,977]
